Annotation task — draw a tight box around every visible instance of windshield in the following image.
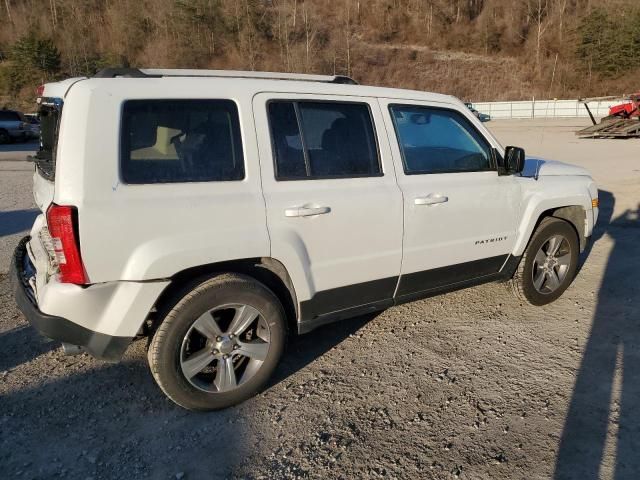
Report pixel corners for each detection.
[34,99,62,180]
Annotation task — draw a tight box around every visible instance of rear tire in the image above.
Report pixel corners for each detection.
[148,273,287,411]
[507,217,579,306]
[0,129,9,144]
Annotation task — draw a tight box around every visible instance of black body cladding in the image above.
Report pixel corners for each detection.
[298,254,521,333]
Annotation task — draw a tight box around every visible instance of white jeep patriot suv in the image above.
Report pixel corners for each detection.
[12,69,599,410]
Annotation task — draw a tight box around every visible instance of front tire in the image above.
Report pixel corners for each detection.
[508,217,579,306]
[148,273,287,411]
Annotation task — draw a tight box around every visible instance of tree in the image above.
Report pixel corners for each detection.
[1,33,61,95]
[12,33,60,74]
[577,7,640,77]
[528,0,551,76]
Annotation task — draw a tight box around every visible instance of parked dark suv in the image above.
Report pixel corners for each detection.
[0,109,29,143]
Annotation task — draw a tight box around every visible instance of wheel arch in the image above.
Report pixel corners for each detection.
[149,257,299,336]
[523,205,585,254]
[514,197,591,257]
[546,205,586,250]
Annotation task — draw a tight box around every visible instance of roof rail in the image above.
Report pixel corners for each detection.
[93,68,159,78]
[93,68,358,85]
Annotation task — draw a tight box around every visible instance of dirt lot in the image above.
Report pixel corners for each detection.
[1,120,639,479]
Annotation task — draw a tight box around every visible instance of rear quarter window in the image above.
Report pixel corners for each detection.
[120,99,245,184]
[34,102,62,180]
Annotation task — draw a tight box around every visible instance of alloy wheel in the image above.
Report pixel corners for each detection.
[179,304,271,393]
[532,234,572,294]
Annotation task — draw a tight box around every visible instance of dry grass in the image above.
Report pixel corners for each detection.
[1,0,638,109]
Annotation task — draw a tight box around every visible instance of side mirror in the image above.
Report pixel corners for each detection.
[504,146,525,174]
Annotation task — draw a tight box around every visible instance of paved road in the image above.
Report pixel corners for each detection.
[0,140,37,162]
[0,158,38,274]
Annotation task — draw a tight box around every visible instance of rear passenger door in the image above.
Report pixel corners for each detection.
[380,100,521,300]
[253,93,403,326]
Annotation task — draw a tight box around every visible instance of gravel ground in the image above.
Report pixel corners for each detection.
[1,120,639,479]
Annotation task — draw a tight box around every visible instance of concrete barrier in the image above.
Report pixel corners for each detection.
[472,99,623,119]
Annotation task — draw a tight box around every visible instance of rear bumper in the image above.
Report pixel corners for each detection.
[11,236,132,361]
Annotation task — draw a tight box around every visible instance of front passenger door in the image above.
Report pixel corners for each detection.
[381,101,521,299]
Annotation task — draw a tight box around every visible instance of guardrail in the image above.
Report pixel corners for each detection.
[472,99,624,119]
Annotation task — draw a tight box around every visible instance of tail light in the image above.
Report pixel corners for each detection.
[46,204,87,284]
[36,84,45,97]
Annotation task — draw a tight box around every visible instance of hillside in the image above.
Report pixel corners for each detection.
[1,0,639,109]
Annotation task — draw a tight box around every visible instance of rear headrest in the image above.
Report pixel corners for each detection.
[321,118,349,152]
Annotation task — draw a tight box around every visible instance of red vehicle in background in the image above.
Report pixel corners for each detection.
[607,93,640,119]
[577,93,640,138]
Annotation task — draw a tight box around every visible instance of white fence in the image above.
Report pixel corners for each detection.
[472,99,623,119]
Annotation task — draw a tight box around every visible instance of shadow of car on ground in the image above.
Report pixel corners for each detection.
[555,190,640,479]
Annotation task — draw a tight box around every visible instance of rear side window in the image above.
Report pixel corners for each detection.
[390,105,493,174]
[121,100,244,184]
[268,100,380,180]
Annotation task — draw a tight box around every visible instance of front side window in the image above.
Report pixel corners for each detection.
[121,99,244,184]
[268,100,380,180]
[390,105,493,174]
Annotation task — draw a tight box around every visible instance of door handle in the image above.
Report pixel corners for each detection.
[414,195,448,206]
[285,206,331,217]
